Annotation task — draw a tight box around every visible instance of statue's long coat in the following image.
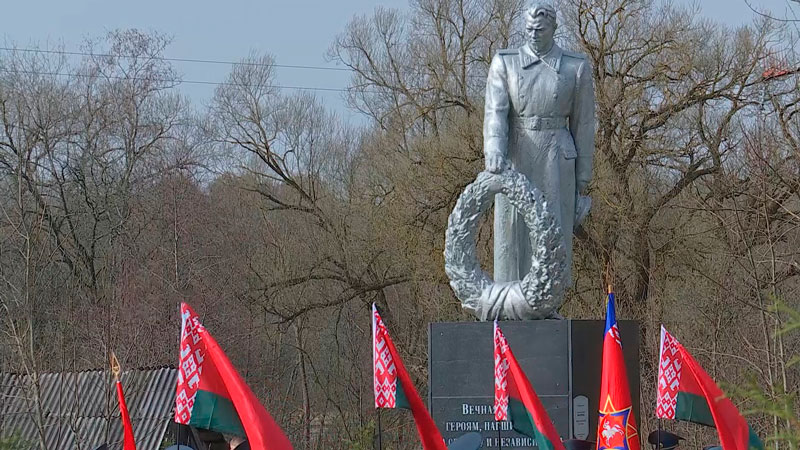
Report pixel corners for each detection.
[484,43,595,285]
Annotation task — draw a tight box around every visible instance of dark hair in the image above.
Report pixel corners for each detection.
[232,441,251,450]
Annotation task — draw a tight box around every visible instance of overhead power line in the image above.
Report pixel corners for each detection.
[0,46,489,79]
[0,46,352,73]
[0,68,358,93]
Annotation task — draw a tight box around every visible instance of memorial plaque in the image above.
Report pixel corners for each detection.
[429,320,639,449]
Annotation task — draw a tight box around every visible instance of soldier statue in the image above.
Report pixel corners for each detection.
[484,2,595,288]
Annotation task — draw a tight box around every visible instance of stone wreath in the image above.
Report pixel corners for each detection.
[443,170,567,320]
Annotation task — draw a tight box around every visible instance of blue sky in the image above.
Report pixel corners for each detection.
[1,0,794,118]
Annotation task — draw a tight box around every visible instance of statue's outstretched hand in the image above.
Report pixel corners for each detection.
[485,153,507,173]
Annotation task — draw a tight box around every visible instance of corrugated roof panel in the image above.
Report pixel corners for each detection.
[0,367,177,450]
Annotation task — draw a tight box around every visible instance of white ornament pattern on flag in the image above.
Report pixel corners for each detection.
[175,306,206,424]
[373,309,398,408]
[656,329,681,419]
[609,324,622,347]
[494,322,510,421]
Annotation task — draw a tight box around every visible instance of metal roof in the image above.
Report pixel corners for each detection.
[0,367,177,450]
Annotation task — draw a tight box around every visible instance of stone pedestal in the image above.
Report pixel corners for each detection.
[428,320,639,449]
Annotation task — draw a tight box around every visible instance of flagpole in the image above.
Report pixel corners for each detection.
[657,418,662,450]
[176,302,181,447]
[377,407,383,450]
[498,422,502,450]
[375,301,382,450]
[110,349,121,445]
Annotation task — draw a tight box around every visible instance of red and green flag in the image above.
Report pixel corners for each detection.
[372,304,447,450]
[493,321,565,450]
[597,293,640,450]
[656,326,764,450]
[175,303,293,450]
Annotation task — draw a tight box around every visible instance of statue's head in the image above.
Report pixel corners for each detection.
[525,3,557,47]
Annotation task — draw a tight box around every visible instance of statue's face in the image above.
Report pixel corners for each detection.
[525,9,556,47]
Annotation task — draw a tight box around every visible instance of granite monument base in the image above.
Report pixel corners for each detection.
[429,320,640,449]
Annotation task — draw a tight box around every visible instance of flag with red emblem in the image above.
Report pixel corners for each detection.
[596,293,640,450]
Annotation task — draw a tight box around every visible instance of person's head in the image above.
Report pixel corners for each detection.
[525,3,557,48]
[647,430,684,450]
[226,435,249,450]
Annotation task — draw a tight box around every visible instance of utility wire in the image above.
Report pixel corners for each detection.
[0,46,489,79]
[0,68,363,93]
[0,46,489,93]
[0,46,353,73]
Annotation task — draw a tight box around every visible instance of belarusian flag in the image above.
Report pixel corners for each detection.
[372,304,447,450]
[493,321,565,450]
[656,326,764,450]
[596,293,639,450]
[175,303,293,449]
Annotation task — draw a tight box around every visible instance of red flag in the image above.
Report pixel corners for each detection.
[175,303,293,450]
[112,352,137,450]
[115,381,137,450]
[372,304,447,450]
[596,293,639,450]
[656,326,764,450]
[373,303,410,409]
[493,321,565,450]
